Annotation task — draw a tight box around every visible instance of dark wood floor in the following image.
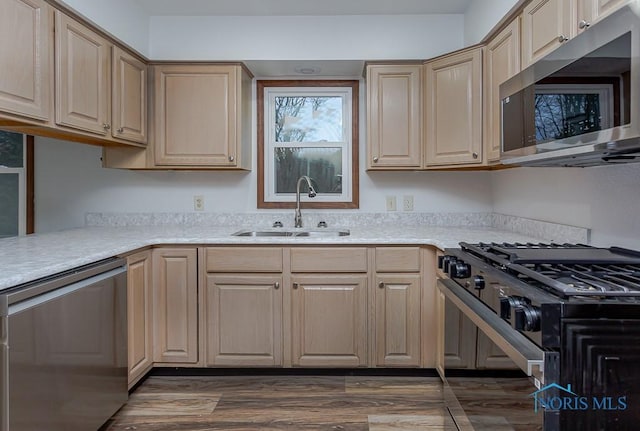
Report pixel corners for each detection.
[104,374,542,430]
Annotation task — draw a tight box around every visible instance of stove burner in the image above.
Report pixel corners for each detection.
[459,242,640,299]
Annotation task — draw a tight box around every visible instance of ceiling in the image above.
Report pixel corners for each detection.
[133,0,475,16]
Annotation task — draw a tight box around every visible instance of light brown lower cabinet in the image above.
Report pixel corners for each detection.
[152,247,199,365]
[290,275,368,367]
[126,250,153,387]
[126,245,437,372]
[204,274,283,366]
[374,274,422,367]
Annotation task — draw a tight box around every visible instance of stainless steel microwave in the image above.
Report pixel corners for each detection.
[500,4,640,167]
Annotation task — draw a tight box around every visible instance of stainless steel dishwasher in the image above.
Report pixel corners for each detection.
[0,258,127,431]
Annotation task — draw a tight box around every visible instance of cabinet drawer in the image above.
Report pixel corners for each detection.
[290,248,368,273]
[205,247,283,272]
[375,247,421,272]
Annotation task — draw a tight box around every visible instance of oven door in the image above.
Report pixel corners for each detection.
[437,278,547,430]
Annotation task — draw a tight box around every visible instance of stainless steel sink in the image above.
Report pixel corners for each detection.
[232,229,350,238]
[232,230,294,237]
[293,230,350,237]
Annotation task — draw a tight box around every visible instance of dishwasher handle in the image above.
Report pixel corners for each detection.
[8,266,126,316]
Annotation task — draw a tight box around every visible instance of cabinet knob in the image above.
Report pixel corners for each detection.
[228,155,235,162]
[117,127,124,134]
[472,152,478,159]
[103,123,111,130]
[373,157,379,163]
[557,34,569,43]
[293,282,299,290]
[274,282,280,289]
[378,282,385,289]
[578,20,591,29]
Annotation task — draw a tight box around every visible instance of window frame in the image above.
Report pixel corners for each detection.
[0,133,34,236]
[257,80,359,209]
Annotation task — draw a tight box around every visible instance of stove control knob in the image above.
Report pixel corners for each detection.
[441,256,456,273]
[450,261,471,279]
[472,275,485,290]
[500,296,527,319]
[437,255,447,269]
[514,304,541,332]
[500,297,511,319]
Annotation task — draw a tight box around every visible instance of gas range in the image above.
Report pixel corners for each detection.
[438,242,640,431]
[456,242,640,298]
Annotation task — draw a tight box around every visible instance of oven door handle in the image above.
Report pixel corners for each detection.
[438,278,545,383]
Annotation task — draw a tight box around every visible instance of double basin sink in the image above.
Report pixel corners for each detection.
[233,229,350,238]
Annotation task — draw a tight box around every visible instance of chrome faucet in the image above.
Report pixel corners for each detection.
[295,176,317,228]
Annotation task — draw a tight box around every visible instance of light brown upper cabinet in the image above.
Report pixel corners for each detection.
[425,47,483,167]
[366,64,422,169]
[55,11,112,136]
[153,64,251,168]
[521,0,573,68]
[112,47,147,145]
[576,0,632,34]
[483,18,521,162]
[0,0,52,122]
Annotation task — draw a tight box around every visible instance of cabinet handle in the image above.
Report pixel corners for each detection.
[228,155,235,162]
[293,282,299,290]
[274,282,280,289]
[578,20,591,29]
[472,152,478,159]
[557,34,569,43]
[117,127,124,134]
[103,123,111,130]
[373,156,379,163]
[378,282,385,289]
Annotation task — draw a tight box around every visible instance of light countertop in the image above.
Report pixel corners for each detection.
[0,224,546,291]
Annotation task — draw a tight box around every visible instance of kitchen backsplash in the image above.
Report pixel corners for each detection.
[85,212,589,244]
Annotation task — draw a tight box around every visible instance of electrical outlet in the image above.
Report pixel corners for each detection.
[385,196,397,211]
[194,195,204,211]
[402,195,414,211]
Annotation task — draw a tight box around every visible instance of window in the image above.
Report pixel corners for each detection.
[257,80,359,209]
[0,131,33,237]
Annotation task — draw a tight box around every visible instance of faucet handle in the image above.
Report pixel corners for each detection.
[317,221,328,228]
[272,221,283,228]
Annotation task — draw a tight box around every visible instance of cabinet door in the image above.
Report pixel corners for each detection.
[154,65,238,166]
[476,332,518,369]
[126,250,153,386]
[374,275,421,367]
[55,11,111,135]
[425,48,483,166]
[205,275,282,367]
[521,0,572,68]
[577,0,630,34]
[112,47,147,144]
[291,275,367,367]
[0,0,51,121]
[475,285,517,369]
[444,298,477,369]
[366,65,422,169]
[153,248,198,364]
[484,19,521,162]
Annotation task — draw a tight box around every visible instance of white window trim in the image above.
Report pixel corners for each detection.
[263,87,353,204]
